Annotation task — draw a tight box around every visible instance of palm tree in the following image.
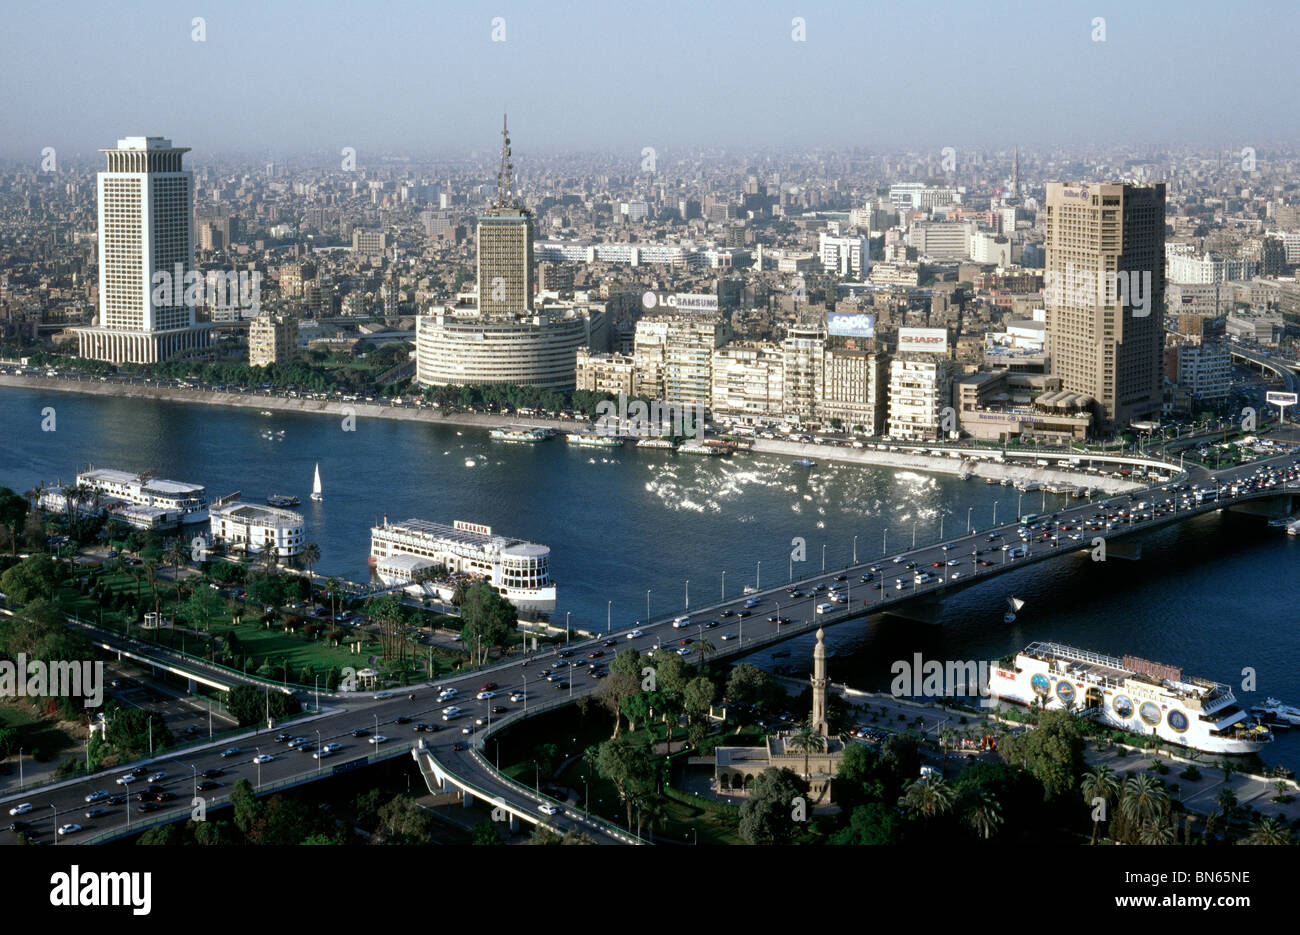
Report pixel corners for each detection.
[963,789,1004,840]
[696,637,716,667]
[1243,816,1293,845]
[1081,765,1122,844]
[1138,818,1177,845]
[325,577,341,626]
[1120,774,1169,840]
[162,538,188,619]
[787,722,827,781]
[143,558,160,619]
[1216,786,1238,824]
[258,546,278,579]
[898,777,956,822]
[300,542,321,584]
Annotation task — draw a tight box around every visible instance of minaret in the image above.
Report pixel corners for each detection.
[1011,146,1020,199]
[811,627,829,737]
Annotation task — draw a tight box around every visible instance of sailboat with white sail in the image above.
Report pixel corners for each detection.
[310,463,324,502]
[1003,596,1025,624]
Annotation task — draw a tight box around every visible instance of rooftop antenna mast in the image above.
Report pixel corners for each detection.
[495,113,515,208]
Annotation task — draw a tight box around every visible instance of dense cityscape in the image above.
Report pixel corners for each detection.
[0,0,1294,914]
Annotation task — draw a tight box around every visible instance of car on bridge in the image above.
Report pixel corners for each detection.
[628,628,644,638]
[8,803,32,816]
[220,747,241,758]
[252,753,274,764]
[442,706,464,719]
[84,790,109,803]
[58,824,82,836]
[538,804,560,816]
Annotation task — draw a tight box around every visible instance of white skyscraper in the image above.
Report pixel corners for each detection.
[75,136,212,364]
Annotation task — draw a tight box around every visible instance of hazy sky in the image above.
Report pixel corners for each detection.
[3,0,1295,162]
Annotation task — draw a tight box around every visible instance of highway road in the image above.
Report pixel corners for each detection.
[4,448,1298,845]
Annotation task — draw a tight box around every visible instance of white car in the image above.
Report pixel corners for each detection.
[8,803,32,816]
[323,742,342,752]
[476,690,496,700]
[147,771,168,783]
[374,691,393,700]
[252,753,274,764]
[313,749,334,759]
[538,803,559,816]
[368,735,388,745]
[442,706,464,719]
[676,647,691,656]
[720,633,736,641]
[509,692,526,702]
[438,688,458,700]
[84,790,109,803]
[58,824,82,836]
[627,629,644,639]
[115,773,137,785]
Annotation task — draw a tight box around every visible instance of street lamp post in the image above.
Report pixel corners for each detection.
[607,601,611,633]
[756,561,761,590]
[821,544,826,572]
[316,730,321,773]
[852,535,858,564]
[646,589,651,623]
[883,528,888,557]
[684,580,689,610]
[993,500,999,526]
[721,571,726,601]
[566,611,570,644]
[51,804,57,843]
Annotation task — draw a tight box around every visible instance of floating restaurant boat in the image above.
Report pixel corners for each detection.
[679,440,728,456]
[266,494,300,508]
[565,432,623,448]
[490,425,552,443]
[370,517,556,613]
[989,642,1273,754]
[636,437,678,450]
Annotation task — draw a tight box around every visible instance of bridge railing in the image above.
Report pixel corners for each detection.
[78,741,414,845]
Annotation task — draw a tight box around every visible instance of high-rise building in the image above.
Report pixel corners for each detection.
[477,115,534,316]
[710,342,785,426]
[248,314,296,368]
[1043,182,1165,430]
[74,136,211,363]
[781,318,827,424]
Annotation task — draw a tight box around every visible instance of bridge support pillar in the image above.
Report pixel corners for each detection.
[1105,541,1142,561]
[509,814,519,833]
[187,677,196,693]
[881,594,944,625]
[462,790,473,808]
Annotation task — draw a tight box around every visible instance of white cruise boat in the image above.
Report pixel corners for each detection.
[490,425,552,443]
[988,642,1273,755]
[1251,698,1300,727]
[565,432,623,448]
[370,518,556,613]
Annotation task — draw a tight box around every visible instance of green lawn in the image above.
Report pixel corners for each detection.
[0,701,77,763]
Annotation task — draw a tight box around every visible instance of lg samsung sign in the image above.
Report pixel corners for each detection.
[897,328,949,354]
[642,292,718,312]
